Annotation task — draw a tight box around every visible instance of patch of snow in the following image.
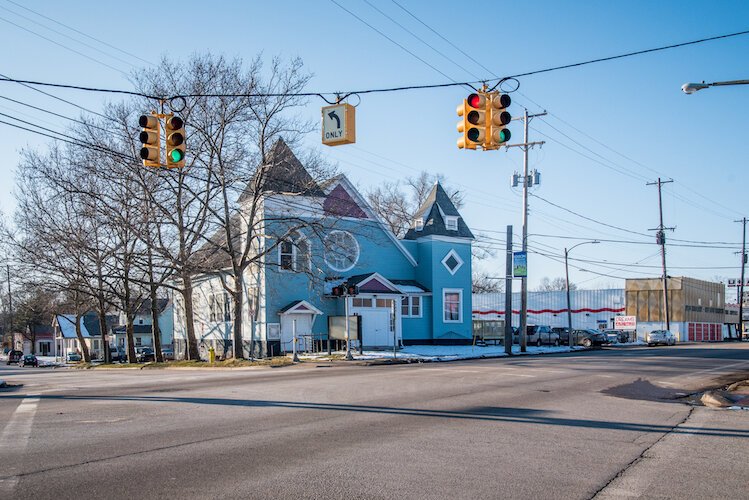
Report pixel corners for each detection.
[301,344,584,362]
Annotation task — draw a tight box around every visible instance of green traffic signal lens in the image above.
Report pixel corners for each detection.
[467,128,481,142]
[499,129,511,143]
[169,149,184,162]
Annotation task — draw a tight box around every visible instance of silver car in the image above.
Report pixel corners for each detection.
[647,330,676,346]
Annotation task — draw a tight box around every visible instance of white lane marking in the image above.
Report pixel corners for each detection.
[0,395,40,493]
[684,360,749,378]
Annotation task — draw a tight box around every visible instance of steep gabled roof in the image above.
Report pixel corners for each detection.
[403,182,474,240]
[239,138,325,202]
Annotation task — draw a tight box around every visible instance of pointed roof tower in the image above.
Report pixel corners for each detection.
[239,138,324,201]
[403,182,474,240]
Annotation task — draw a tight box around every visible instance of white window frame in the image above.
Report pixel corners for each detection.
[441,249,464,275]
[414,218,424,231]
[323,230,360,272]
[278,233,310,273]
[443,288,463,323]
[209,292,231,322]
[445,216,458,231]
[401,296,422,318]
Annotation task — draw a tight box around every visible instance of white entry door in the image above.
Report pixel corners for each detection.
[362,309,393,347]
[280,314,313,353]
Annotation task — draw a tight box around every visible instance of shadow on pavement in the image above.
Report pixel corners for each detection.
[2,393,748,439]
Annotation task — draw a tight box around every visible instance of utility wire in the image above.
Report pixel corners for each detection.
[5,0,154,66]
[1,28,747,100]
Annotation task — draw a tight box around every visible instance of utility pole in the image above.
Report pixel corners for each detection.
[735,217,747,340]
[504,225,513,355]
[647,178,674,331]
[507,109,545,352]
[6,264,12,342]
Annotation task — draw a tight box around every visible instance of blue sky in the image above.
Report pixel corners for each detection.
[0,0,747,294]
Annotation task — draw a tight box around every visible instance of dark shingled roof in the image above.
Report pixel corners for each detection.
[239,138,325,202]
[402,182,474,240]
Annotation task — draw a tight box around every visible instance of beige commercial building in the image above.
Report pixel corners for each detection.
[625,277,725,341]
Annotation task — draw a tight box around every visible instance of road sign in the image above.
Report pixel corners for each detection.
[321,103,356,146]
[614,315,637,330]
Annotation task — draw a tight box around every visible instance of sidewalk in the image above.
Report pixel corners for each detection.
[595,405,749,499]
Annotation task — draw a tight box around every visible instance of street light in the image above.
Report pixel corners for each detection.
[681,79,749,94]
[565,241,599,348]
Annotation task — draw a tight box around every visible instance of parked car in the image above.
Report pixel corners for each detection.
[524,325,560,346]
[160,347,174,361]
[108,345,126,363]
[135,347,155,362]
[6,350,24,365]
[647,330,676,346]
[552,327,570,345]
[603,329,630,343]
[66,352,82,363]
[19,354,38,367]
[571,329,609,347]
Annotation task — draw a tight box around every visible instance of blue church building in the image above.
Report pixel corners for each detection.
[175,140,474,357]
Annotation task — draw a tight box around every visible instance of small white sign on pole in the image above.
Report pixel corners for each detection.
[614,315,637,330]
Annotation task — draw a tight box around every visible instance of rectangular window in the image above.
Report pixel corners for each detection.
[135,337,142,347]
[415,218,424,231]
[445,217,458,231]
[209,292,231,322]
[279,240,294,270]
[353,298,372,308]
[443,289,462,323]
[376,298,392,308]
[401,296,422,318]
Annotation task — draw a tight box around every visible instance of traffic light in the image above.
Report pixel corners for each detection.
[347,284,359,296]
[165,115,186,168]
[139,114,160,167]
[488,92,512,149]
[331,284,345,297]
[457,92,486,150]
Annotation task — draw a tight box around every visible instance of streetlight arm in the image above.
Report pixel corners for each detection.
[682,79,749,94]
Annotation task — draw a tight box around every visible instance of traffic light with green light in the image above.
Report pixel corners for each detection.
[139,114,160,167]
[165,115,186,168]
[457,92,486,150]
[488,92,512,149]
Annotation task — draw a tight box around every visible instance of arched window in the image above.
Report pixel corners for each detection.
[278,232,310,273]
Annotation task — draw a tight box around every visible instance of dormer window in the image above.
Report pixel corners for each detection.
[414,218,424,231]
[445,216,458,231]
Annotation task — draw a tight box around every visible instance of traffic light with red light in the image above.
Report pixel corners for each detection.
[165,115,186,168]
[457,92,486,150]
[139,114,160,167]
[488,92,512,149]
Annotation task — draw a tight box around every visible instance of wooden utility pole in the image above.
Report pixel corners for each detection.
[647,178,674,331]
[736,217,747,339]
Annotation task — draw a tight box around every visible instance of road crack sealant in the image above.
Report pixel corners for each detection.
[589,405,695,499]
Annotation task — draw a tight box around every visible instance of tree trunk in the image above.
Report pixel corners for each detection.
[74,314,91,362]
[232,274,244,359]
[181,272,200,360]
[126,316,136,363]
[150,289,163,362]
[97,300,109,364]
[30,324,36,355]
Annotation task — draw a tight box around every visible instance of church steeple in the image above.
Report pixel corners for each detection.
[402,182,474,240]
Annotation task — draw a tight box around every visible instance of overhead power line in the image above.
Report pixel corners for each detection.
[0,28,747,100]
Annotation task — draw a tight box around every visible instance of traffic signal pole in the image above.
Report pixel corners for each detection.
[736,217,747,340]
[506,109,545,352]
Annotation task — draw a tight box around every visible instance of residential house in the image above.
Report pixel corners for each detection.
[173,139,474,359]
[111,298,174,349]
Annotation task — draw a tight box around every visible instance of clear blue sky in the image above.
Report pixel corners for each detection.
[1,0,747,295]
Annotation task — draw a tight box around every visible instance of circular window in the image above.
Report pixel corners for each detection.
[324,230,359,272]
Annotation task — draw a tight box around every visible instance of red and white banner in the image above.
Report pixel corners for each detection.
[614,315,637,330]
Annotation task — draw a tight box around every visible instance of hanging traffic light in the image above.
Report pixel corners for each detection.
[165,114,186,168]
[139,114,160,167]
[488,92,512,149]
[457,92,486,150]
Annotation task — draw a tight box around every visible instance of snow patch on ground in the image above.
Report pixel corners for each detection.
[301,344,585,362]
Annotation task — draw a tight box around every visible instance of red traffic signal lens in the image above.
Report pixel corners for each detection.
[167,116,184,129]
[467,93,482,108]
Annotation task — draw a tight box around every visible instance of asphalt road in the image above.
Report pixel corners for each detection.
[1,343,748,500]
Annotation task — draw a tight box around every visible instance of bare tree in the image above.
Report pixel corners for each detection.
[537,277,576,291]
[366,171,463,238]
